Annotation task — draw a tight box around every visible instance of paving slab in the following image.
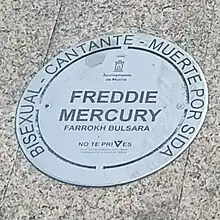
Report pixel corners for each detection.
[0,0,61,210]
[177,1,220,219]
[0,0,219,220]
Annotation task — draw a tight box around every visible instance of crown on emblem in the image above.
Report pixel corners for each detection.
[114,60,124,72]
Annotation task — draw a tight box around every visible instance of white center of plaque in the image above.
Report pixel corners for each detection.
[16,34,208,186]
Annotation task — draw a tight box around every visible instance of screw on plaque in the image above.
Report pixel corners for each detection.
[176,103,185,110]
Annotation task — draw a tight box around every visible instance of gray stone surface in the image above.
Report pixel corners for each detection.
[0,0,61,213]
[0,0,219,219]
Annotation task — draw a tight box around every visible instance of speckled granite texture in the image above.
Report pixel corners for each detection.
[0,0,219,219]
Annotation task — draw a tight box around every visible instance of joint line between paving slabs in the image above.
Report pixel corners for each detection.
[202,0,217,68]
[43,1,62,65]
[0,147,19,209]
[175,148,190,220]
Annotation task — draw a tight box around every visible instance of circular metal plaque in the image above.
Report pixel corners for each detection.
[16,34,208,186]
